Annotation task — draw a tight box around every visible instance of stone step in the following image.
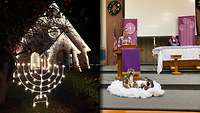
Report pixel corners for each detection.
[101,89,200,111]
[100,65,200,72]
[101,110,200,113]
[101,73,200,85]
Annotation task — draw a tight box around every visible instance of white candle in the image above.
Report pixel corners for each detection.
[153,37,156,46]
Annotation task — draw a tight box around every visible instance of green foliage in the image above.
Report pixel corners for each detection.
[61,72,100,113]
[57,71,100,103]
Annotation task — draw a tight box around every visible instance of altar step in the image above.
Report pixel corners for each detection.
[101,110,200,113]
[101,73,200,86]
[101,84,200,90]
[100,65,200,73]
[100,89,200,111]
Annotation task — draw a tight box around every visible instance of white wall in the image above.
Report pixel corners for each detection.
[125,0,195,36]
[100,0,107,49]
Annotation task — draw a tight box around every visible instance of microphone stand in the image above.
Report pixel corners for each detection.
[153,37,157,71]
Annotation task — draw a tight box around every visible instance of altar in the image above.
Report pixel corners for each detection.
[152,46,200,74]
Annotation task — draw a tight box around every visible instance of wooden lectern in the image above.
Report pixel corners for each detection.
[114,45,143,80]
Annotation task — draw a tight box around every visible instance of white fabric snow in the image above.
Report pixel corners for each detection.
[107,80,165,98]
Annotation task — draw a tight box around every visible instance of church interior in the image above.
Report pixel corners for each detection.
[100,0,200,113]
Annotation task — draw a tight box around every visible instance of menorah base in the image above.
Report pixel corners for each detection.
[33,94,49,108]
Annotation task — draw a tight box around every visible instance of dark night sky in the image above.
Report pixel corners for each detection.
[63,0,100,64]
[0,0,100,64]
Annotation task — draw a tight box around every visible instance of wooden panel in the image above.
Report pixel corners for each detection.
[195,37,200,45]
[196,8,200,35]
[163,60,200,69]
[106,0,124,65]
[138,37,169,64]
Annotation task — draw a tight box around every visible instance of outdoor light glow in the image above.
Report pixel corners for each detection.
[17,73,21,77]
[33,86,36,89]
[46,102,49,107]
[33,103,36,108]
[14,62,66,108]
[17,63,20,66]
[25,81,29,84]
[53,85,56,88]
[18,82,22,85]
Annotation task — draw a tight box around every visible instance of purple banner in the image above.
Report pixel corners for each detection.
[178,16,195,45]
[122,19,137,45]
[122,48,140,72]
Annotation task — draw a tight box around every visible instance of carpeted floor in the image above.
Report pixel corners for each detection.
[101,89,200,111]
[100,65,200,111]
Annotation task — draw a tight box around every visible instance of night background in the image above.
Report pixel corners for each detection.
[0,0,100,63]
[0,0,100,113]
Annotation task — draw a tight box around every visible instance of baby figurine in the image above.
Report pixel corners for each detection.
[122,68,135,88]
[142,77,154,90]
[123,68,154,90]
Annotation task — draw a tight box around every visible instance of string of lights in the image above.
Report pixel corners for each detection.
[13,59,66,108]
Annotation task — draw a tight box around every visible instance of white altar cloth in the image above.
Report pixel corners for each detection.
[152,46,200,74]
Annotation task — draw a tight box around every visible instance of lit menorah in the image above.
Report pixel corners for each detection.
[13,60,66,108]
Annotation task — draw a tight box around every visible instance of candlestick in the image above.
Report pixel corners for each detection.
[153,37,156,46]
